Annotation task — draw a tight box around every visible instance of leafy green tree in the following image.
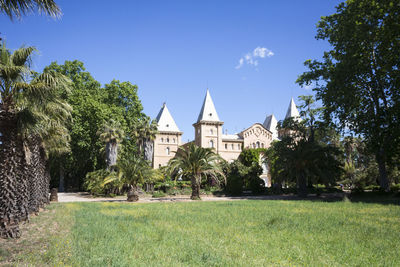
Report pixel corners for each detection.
[169,143,224,200]
[297,0,400,191]
[0,0,61,20]
[267,96,342,196]
[44,61,148,190]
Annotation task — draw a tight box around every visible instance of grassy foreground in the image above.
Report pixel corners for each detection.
[1,199,400,266]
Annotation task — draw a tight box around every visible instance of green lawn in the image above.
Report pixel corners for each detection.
[2,199,400,266]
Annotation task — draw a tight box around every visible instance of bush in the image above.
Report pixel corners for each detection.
[249,177,265,194]
[152,191,166,198]
[226,172,243,195]
[83,169,111,196]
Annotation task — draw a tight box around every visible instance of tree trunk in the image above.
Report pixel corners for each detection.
[106,141,118,170]
[191,175,201,200]
[143,139,154,164]
[0,110,28,238]
[26,135,41,214]
[59,164,65,192]
[127,186,139,202]
[297,173,308,197]
[376,149,390,191]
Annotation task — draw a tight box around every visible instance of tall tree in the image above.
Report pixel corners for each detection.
[0,0,61,20]
[44,61,147,190]
[132,117,158,163]
[297,0,400,191]
[98,119,124,170]
[169,143,224,200]
[0,43,71,237]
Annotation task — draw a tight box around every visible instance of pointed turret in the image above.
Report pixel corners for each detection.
[285,97,301,121]
[263,114,278,140]
[155,103,180,132]
[196,89,221,123]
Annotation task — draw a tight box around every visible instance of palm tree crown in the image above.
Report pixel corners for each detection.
[0,0,61,20]
[169,143,224,200]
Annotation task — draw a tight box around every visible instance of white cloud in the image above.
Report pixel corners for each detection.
[236,46,274,69]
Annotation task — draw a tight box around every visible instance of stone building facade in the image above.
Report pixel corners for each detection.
[152,90,301,186]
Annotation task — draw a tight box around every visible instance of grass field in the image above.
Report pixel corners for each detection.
[1,198,400,266]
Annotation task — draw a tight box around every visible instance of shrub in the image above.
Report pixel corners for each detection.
[249,177,265,194]
[152,191,166,198]
[83,169,111,196]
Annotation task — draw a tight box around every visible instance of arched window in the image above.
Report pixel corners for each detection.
[161,138,164,143]
[225,144,228,149]
[256,141,260,148]
[166,147,170,155]
[210,140,214,148]
[158,164,161,168]
[261,143,264,148]
[252,143,256,148]
[166,137,170,143]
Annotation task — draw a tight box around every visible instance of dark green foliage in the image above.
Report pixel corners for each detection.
[265,96,343,196]
[44,61,148,190]
[296,0,400,191]
[225,160,263,195]
[225,162,244,195]
[238,149,260,167]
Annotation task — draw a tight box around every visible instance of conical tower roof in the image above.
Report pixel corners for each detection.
[196,89,221,123]
[285,97,301,121]
[155,103,180,132]
[263,114,278,140]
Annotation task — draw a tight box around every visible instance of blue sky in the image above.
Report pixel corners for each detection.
[1,0,342,141]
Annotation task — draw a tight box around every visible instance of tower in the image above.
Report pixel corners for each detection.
[279,97,301,139]
[263,114,278,140]
[193,89,224,152]
[153,103,182,168]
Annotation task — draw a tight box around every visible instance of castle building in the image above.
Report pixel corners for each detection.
[153,90,301,185]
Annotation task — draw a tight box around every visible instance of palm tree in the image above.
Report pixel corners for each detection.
[0,42,71,237]
[132,117,158,163]
[103,155,152,202]
[0,0,61,20]
[98,119,124,170]
[169,143,224,200]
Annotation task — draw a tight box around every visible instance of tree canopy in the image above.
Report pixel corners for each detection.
[296,0,400,191]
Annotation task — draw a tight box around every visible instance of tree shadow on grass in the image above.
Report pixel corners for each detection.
[216,192,400,206]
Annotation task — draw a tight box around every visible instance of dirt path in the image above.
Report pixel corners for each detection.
[57,192,345,203]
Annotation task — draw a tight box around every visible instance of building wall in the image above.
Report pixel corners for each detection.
[241,124,273,149]
[194,121,223,153]
[153,132,182,168]
[219,140,243,162]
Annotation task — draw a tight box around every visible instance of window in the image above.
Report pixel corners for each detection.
[210,129,213,135]
[231,144,234,150]
[238,144,241,150]
[261,143,264,148]
[256,141,260,148]
[161,138,164,143]
[159,164,161,168]
[210,140,214,148]
[252,143,256,148]
[166,147,170,155]
[173,138,176,143]
[225,144,228,149]
[166,138,170,143]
